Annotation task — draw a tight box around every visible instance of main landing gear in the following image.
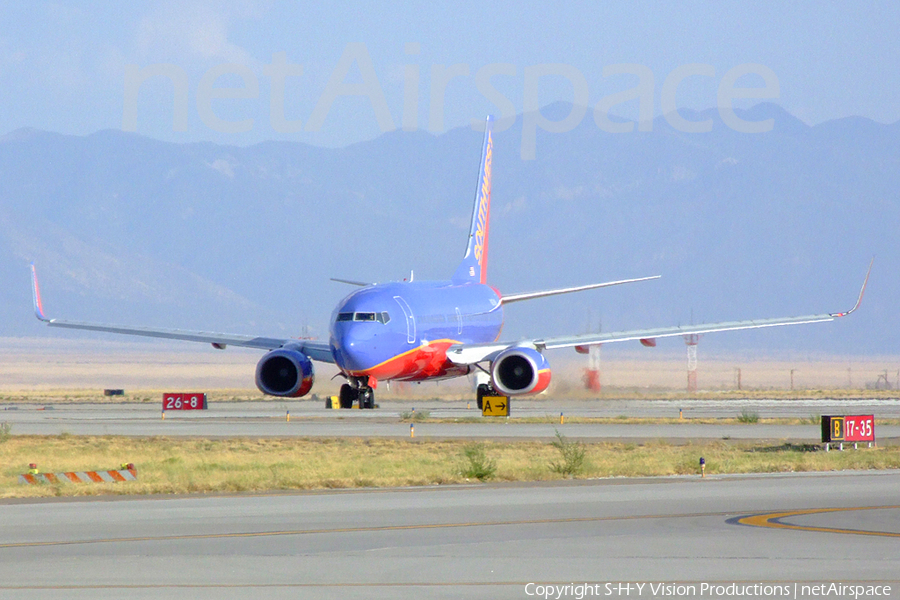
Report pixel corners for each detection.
[334,377,376,409]
[476,383,499,410]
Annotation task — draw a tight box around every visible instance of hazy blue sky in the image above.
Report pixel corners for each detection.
[1,1,897,147]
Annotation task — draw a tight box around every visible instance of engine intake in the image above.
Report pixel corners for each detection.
[255,346,315,397]
[490,347,551,396]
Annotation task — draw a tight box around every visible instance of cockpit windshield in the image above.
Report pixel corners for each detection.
[335,311,391,324]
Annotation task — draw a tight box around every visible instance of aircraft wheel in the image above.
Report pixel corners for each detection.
[476,384,492,410]
[359,389,375,409]
[339,384,357,409]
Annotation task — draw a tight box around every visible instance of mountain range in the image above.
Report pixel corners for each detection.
[1,103,896,357]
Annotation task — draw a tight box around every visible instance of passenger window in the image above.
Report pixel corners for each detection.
[336,312,354,322]
[355,312,376,322]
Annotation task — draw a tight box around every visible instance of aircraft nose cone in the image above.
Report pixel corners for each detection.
[333,325,370,371]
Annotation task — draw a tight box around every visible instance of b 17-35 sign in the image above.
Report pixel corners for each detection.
[821,415,874,443]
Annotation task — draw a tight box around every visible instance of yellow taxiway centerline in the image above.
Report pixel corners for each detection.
[738,505,900,538]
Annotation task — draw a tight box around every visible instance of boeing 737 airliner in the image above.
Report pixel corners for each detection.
[31,116,870,409]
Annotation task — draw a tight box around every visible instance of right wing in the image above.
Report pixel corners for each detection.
[31,265,335,362]
[535,313,839,352]
[447,260,872,365]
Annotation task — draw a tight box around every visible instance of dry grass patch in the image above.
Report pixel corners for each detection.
[2,436,899,499]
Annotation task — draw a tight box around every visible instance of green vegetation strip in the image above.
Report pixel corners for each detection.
[3,435,900,499]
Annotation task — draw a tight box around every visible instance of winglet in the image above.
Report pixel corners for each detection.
[31,263,50,322]
[830,257,873,318]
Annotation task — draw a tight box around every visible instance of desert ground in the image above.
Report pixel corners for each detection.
[2,336,897,399]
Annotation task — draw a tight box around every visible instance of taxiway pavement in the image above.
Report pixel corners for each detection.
[1,471,898,599]
[2,398,900,442]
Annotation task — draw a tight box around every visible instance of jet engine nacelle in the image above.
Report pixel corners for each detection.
[490,347,551,396]
[255,345,315,397]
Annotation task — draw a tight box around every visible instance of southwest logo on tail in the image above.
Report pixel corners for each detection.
[453,115,493,285]
[30,117,871,410]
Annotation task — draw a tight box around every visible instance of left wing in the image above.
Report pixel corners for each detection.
[31,265,335,362]
[447,261,871,365]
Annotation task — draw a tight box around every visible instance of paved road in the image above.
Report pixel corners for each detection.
[1,471,898,599]
[3,399,900,442]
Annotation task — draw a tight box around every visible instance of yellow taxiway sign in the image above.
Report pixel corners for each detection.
[482,396,509,417]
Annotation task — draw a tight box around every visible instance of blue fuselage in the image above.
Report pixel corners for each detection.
[329,281,503,381]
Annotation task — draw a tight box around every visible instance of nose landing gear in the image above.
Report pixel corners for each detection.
[338,376,376,409]
[338,383,357,409]
[358,387,375,409]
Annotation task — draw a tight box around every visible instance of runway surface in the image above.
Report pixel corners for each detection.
[1,471,898,599]
[3,398,900,442]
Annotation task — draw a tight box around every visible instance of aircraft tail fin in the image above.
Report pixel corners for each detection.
[452,116,494,285]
